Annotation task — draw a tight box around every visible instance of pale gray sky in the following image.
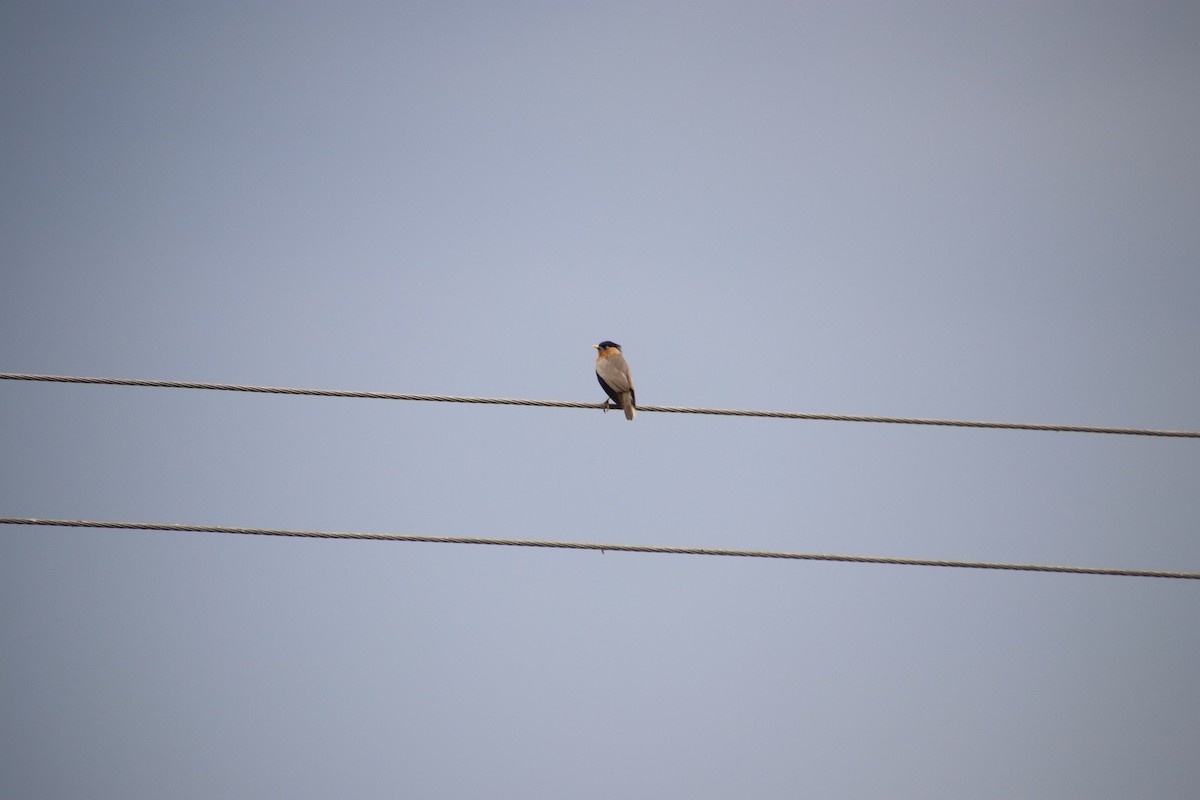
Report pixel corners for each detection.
[3,3,1199,798]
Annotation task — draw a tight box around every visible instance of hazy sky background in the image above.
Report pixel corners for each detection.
[3,2,1199,798]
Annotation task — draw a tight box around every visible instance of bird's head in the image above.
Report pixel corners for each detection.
[593,341,621,352]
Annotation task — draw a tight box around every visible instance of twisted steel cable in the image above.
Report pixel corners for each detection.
[2,373,1196,438]
[2,518,1197,580]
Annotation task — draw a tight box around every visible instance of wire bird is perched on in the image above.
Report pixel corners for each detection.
[594,341,636,420]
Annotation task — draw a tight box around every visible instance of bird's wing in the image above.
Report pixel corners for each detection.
[596,354,633,392]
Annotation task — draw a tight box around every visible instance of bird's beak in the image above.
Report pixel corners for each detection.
[592,344,600,349]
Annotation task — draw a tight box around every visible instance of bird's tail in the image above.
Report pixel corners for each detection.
[622,393,636,421]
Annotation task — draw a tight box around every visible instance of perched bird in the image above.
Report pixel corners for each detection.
[594,341,636,420]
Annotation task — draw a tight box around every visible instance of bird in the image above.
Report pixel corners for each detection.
[593,341,636,420]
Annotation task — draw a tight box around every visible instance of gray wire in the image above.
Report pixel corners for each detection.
[2,518,1197,580]
[1,372,1196,438]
